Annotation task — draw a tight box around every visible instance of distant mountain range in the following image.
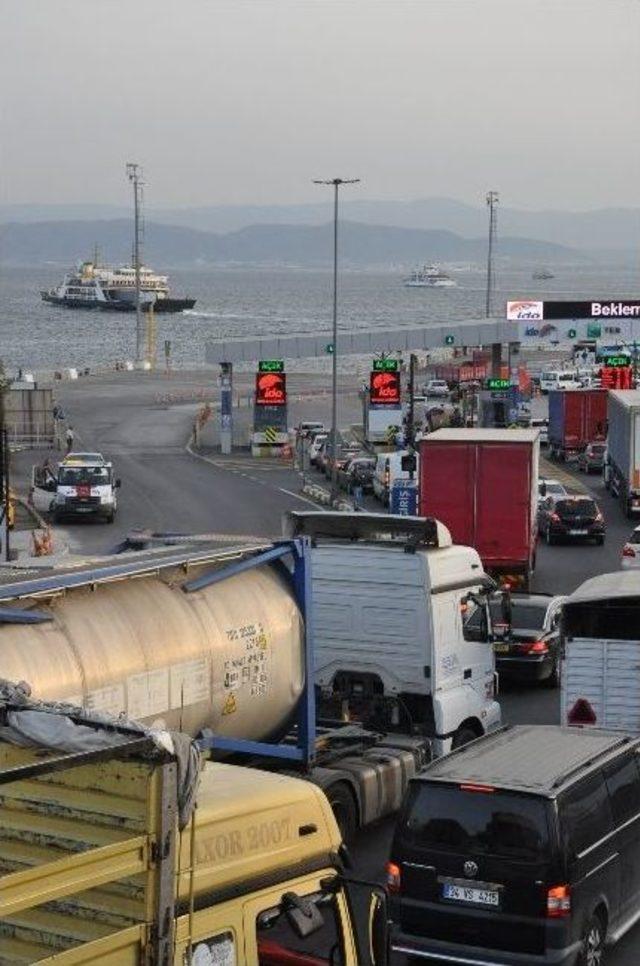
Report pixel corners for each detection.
[2,197,640,251]
[0,217,582,268]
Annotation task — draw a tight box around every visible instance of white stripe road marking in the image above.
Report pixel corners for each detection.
[278,487,321,507]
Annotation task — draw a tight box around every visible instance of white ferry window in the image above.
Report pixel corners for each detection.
[187,931,235,965]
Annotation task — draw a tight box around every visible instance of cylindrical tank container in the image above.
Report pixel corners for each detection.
[0,565,304,740]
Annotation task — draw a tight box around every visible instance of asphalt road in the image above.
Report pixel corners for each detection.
[14,373,639,964]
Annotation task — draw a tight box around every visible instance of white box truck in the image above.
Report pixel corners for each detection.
[286,511,502,757]
[561,572,640,730]
[605,390,640,518]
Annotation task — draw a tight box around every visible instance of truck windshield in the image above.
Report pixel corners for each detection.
[59,467,110,486]
[402,783,550,863]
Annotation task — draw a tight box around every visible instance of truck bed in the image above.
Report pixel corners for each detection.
[561,637,640,731]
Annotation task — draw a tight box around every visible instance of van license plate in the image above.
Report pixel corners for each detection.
[442,883,499,906]
[569,529,588,535]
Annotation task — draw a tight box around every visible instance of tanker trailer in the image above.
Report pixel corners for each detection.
[0,540,427,840]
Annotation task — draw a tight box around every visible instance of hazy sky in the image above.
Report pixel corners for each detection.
[2,0,639,211]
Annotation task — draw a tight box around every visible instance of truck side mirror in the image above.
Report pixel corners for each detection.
[115,478,122,489]
[539,483,547,497]
[282,892,325,939]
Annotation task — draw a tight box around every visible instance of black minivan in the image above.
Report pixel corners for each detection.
[388,725,640,965]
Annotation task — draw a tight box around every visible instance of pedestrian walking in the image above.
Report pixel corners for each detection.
[65,426,75,454]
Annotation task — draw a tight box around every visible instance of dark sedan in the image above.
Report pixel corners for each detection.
[337,456,376,494]
[538,494,605,545]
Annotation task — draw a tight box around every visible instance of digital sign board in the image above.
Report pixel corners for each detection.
[508,300,640,321]
[255,371,287,406]
[486,378,511,391]
[258,360,284,373]
[600,366,633,390]
[370,370,401,405]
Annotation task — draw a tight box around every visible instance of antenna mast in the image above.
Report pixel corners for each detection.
[126,163,144,362]
[485,190,499,318]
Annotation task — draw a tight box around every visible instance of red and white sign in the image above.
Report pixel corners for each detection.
[370,370,401,405]
[255,371,287,406]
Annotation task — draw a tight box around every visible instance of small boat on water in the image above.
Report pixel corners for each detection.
[403,264,457,288]
[41,260,196,312]
[532,269,555,280]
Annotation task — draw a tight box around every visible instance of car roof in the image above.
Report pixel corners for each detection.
[414,725,639,797]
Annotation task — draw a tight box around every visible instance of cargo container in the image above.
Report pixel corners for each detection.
[419,429,539,589]
[548,388,607,461]
[606,389,640,517]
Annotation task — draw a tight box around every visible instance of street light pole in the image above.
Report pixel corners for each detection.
[313,176,360,503]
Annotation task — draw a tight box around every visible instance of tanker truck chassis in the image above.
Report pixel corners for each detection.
[0,538,428,840]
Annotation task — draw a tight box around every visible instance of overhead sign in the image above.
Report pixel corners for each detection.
[255,371,287,406]
[486,377,511,391]
[372,358,399,372]
[258,360,284,373]
[370,370,401,405]
[507,300,640,321]
[601,355,631,368]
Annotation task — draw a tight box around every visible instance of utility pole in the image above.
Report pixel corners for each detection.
[313,176,360,503]
[407,353,417,481]
[0,362,10,561]
[126,163,144,363]
[485,190,499,318]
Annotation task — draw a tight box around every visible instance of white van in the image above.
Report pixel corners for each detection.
[372,450,419,506]
[539,370,581,394]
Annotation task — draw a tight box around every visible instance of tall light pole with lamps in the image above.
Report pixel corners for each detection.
[313,177,360,502]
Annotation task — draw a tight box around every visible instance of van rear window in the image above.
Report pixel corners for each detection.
[402,784,551,862]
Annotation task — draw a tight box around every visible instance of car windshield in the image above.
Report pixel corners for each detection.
[630,530,640,545]
[589,445,606,455]
[402,784,550,862]
[59,466,110,485]
[490,599,547,630]
[556,499,597,517]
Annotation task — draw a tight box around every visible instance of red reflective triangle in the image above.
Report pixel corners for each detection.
[567,698,598,726]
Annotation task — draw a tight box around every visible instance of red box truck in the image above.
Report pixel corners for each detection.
[548,388,607,462]
[419,429,540,589]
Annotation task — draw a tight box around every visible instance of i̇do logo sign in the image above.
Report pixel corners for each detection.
[255,371,287,406]
[370,370,401,405]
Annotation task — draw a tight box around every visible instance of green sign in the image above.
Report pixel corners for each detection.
[372,358,399,372]
[444,335,455,346]
[587,323,602,338]
[486,377,511,391]
[258,360,284,373]
[603,356,631,368]
[325,343,335,354]
[567,328,577,339]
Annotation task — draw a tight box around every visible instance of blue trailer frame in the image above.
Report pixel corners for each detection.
[183,538,317,768]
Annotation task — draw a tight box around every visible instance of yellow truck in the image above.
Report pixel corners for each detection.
[0,700,388,965]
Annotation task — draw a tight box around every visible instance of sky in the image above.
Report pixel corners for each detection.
[1,0,639,211]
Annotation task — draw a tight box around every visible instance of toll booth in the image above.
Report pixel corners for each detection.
[251,361,290,457]
[479,379,522,428]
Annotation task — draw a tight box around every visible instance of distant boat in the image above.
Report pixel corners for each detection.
[41,259,196,312]
[532,269,555,280]
[403,264,457,288]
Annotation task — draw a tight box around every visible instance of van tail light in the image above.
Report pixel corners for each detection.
[622,544,635,558]
[567,698,597,726]
[517,640,548,654]
[594,511,603,523]
[547,884,571,918]
[459,783,495,793]
[385,861,401,893]
[549,512,560,523]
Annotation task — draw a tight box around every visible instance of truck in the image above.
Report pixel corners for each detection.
[31,451,120,523]
[605,389,640,517]
[0,689,389,964]
[419,429,539,589]
[547,387,607,461]
[561,571,640,731]
[0,516,500,839]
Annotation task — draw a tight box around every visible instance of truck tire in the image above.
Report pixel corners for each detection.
[452,726,478,750]
[326,782,357,843]
[576,912,605,966]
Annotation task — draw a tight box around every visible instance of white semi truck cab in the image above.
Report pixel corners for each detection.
[286,512,502,756]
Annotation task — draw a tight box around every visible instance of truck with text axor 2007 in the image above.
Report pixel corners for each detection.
[561,571,640,731]
[419,429,539,589]
[548,387,607,462]
[605,389,640,517]
[0,513,500,841]
[0,688,389,964]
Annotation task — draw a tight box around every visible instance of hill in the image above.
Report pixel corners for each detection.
[0,218,581,268]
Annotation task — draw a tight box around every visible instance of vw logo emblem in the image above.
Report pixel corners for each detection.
[463,860,478,878]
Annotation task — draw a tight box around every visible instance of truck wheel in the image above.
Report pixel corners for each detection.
[326,783,357,843]
[452,726,478,750]
[577,912,605,966]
